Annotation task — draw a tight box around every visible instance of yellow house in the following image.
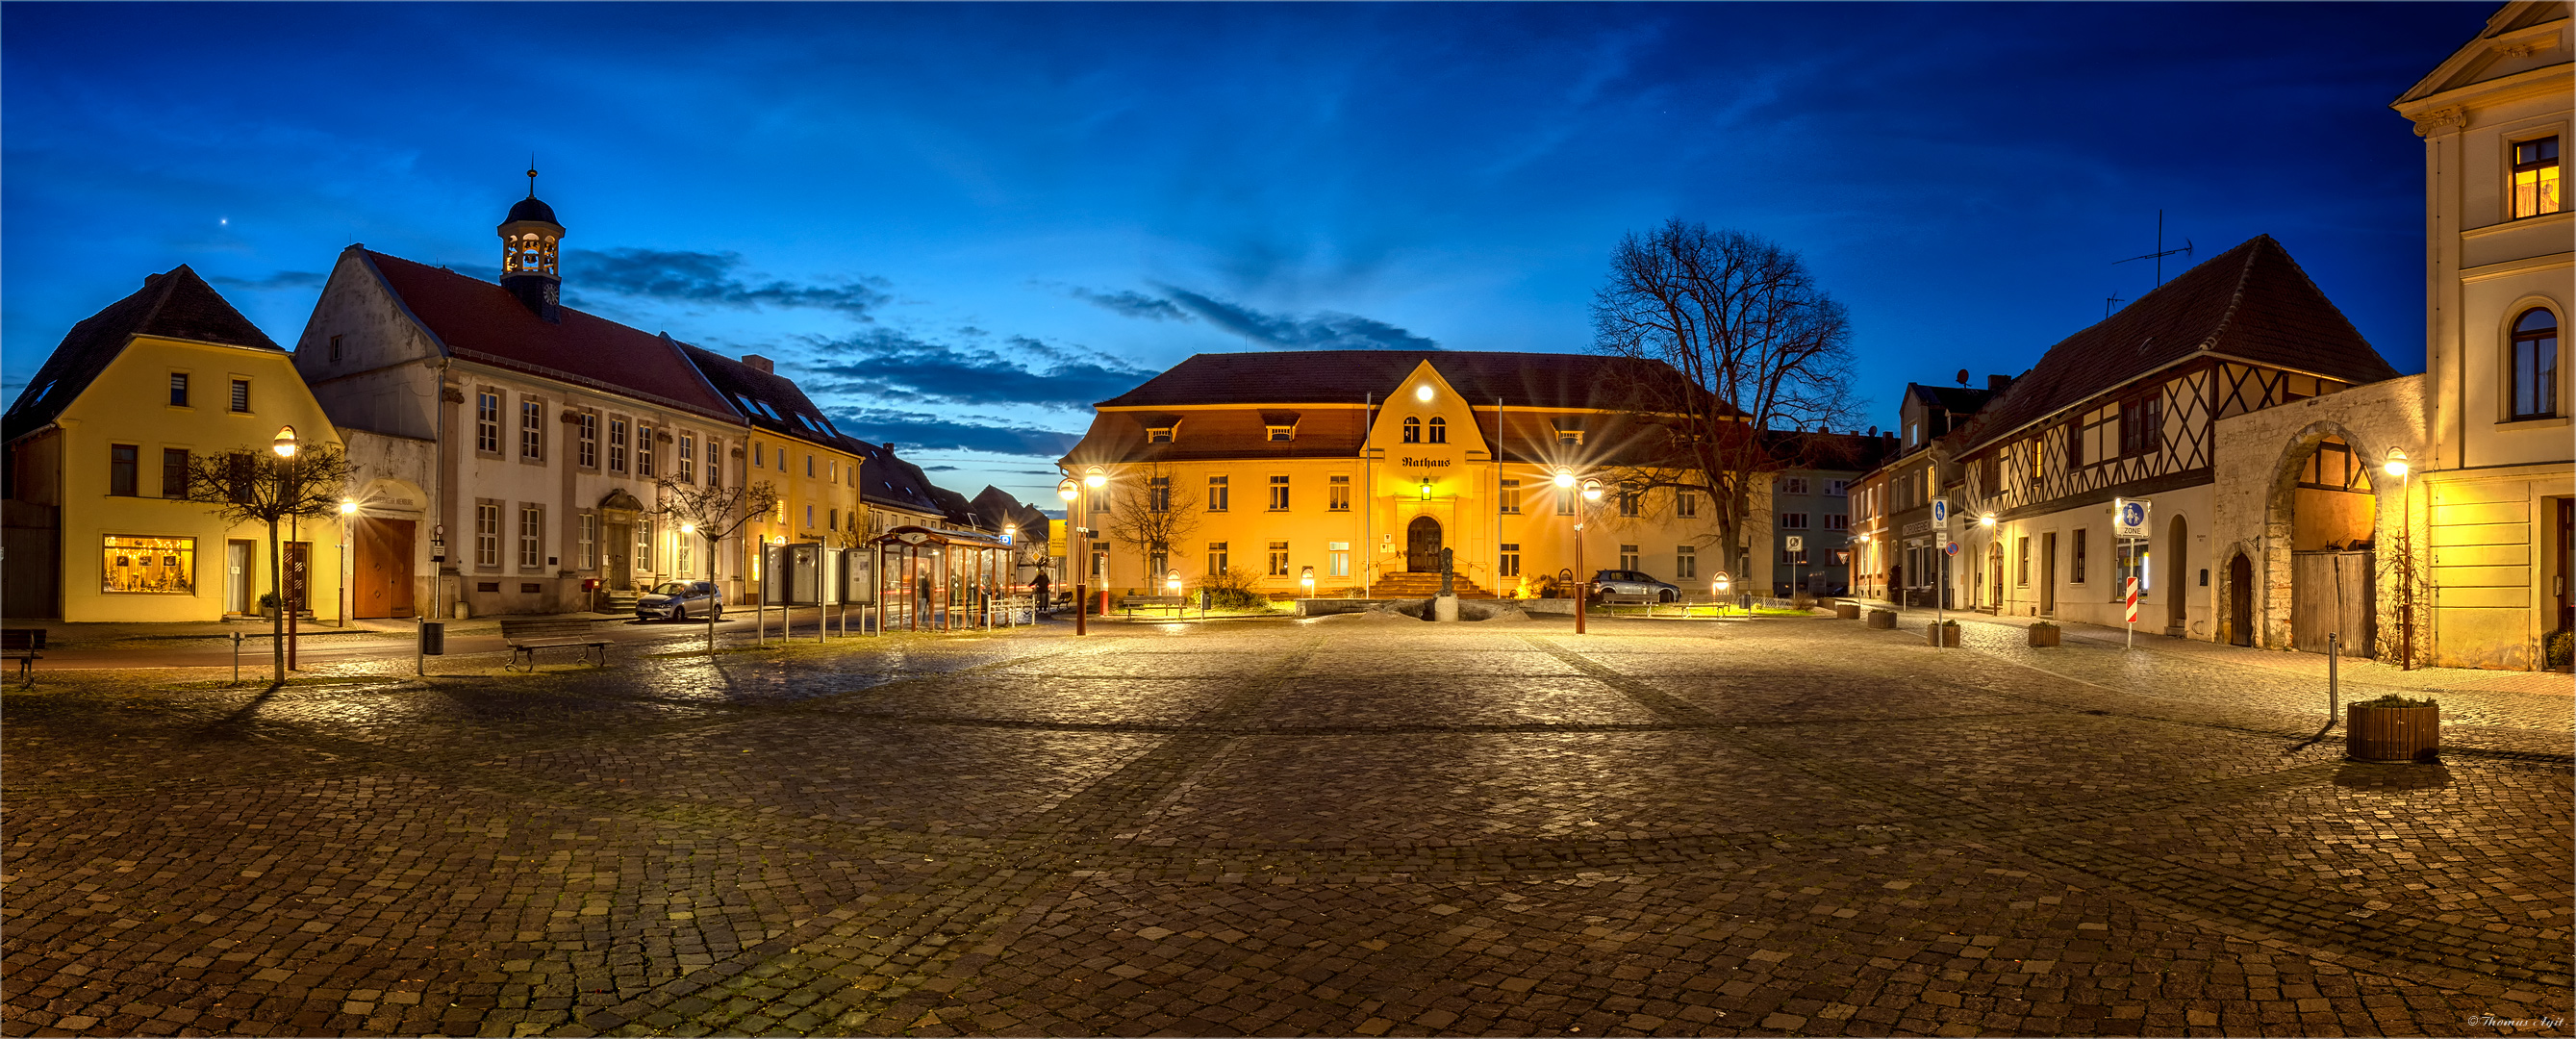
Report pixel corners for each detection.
[3,266,346,623]
[670,343,870,582]
[1061,351,1768,600]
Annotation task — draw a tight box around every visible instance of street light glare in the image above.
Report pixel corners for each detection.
[1415,385,1433,402]
[1553,470,1575,489]
[339,498,358,515]
[270,425,298,458]
[1083,465,1106,489]
[1580,478,1603,501]
[1980,513,1997,527]
[2384,447,2410,477]
[1057,477,1079,501]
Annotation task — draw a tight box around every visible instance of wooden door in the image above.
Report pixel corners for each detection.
[2556,498,2572,636]
[353,519,416,619]
[1406,517,1441,572]
[226,541,254,614]
[604,522,632,590]
[2166,515,2189,631]
[2292,549,2374,657]
[285,542,311,613]
[2039,533,2057,616]
[2228,553,2254,646]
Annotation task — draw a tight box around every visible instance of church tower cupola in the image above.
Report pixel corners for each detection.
[496,165,566,321]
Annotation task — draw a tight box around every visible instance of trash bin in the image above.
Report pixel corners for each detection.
[419,621,446,655]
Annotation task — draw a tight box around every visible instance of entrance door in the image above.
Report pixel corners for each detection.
[2166,515,2189,632]
[285,542,312,614]
[353,518,417,619]
[2039,533,2058,616]
[2556,498,2572,636]
[1406,516,1442,572]
[2228,553,2254,646]
[226,541,254,614]
[604,521,632,590]
[1988,544,2004,608]
[2292,549,2374,657]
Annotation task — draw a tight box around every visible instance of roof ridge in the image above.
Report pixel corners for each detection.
[2192,234,2273,354]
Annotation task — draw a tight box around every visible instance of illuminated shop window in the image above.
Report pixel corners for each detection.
[102,535,195,595]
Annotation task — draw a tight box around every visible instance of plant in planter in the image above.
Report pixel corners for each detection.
[2346,694,2439,764]
[1927,620,1961,646]
[2028,621,2060,647]
[257,592,284,620]
[2546,630,2572,672]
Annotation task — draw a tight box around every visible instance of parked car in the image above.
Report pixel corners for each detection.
[1590,570,1681,602]
[637,580,723,621]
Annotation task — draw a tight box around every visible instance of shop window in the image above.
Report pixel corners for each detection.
[1499,479,1521,515]
[1500,543,1521,578]
[2513,308,2560,420]
[2513,136,2561,219]
[162,448,189,498]
[1268,474,1290,511]
[2116,541,2150,596]
[1329,475,1351,512]
[168,372,189,407]
[1402,417,1422,443]
[1268,542,1290,576]
[109,443,139,496]
[101,535,195,594]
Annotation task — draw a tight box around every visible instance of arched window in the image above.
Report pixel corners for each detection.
[1427,417,1448,443]
[2513,308,2560,420]
[1402,416,1422,443]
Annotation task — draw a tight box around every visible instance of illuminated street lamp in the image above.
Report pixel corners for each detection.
[1166,570,1184,595]
[1419,476,1433,501]
[340,497,358,630]
[1084,465,1107,489]
[271,425,298,458]
[1572,477,1604,635]
[1415,384,1433,402]
[272,426,301,669]
[1553,470,1575,490]
[1300,565,1316,596]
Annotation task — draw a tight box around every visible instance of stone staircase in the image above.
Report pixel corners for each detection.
[1367,572,1500,599]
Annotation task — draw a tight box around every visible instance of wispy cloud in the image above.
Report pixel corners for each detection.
[793,328,1153,410]
[207,270,326,291]
[1066,282,1438,351]
[565,248,889,317]
[1156,286,1438,351]
[827,407,1081,458]
[1067,286,1194,322]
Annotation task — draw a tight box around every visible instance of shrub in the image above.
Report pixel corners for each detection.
[1790,591,1817,610]
[2547,630,2573,668]
[1199,567,1269,610]
[2353,694,2437,709]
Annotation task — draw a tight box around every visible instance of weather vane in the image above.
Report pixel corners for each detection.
[2114,209,2192,288]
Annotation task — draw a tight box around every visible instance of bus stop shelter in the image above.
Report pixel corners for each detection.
[870,525,1026,632]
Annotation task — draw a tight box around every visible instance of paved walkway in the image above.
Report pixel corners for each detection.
[3,615,2568,1037]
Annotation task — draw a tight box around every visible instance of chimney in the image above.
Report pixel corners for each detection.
[742,354,774,374]
[1987,373,2013,393]
[882,443,896,454]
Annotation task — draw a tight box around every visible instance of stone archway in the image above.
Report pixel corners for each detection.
[2260,420,2393,654]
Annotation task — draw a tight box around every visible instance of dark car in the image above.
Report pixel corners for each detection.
[1590,570,1682,602]
[637,580,723,621]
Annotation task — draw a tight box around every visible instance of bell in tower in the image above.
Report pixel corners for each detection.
[497,165,566,321]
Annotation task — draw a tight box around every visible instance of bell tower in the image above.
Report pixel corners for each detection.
[496,165,566,321]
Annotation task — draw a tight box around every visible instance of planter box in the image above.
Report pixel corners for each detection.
[1866,609,1896,630]
[1926,623,1960,647]
[2028,624,2060,647]
[1835,602,1860,620]
[2347,704,2439,763]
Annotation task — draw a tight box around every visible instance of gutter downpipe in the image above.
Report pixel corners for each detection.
[1361,393,1373,597]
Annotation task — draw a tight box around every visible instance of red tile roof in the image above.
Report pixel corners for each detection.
[1095,349,1709,411]
[6,266,280,443]
[361,251,739,423]
[1956,235,2400,453]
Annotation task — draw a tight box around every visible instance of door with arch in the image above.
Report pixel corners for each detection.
[2166,515,2188,632]
[1406,517,1442,572]
[2227,553,2254,646]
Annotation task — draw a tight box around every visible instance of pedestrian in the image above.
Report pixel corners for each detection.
[1030,570,1051,613]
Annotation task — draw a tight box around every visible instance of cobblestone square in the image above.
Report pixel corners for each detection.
[5,614,2569,1037]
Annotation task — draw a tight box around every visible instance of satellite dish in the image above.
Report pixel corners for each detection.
[1956,368,1970,386]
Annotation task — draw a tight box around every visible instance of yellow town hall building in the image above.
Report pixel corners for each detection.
[1061,351,1766,599]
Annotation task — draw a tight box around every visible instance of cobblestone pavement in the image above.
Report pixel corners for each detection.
[4,615,2569,1038]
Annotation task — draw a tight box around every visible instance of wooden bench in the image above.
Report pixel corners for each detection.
[1118,595,1190,618]
[2,628,43,686]
[498,618,611,672]
[1596,591,1658,607]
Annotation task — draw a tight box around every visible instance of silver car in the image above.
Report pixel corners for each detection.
[637,580,723,621]
[1591,570,1681,602]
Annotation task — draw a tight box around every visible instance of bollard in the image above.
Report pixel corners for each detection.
[232,630,242,685]
[2327,631,2339,726]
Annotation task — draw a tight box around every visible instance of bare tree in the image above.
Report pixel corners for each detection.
[180,443,351,682]
[650,476,781,652]
[1100,462,1200,590]
[1590,220,1858,578]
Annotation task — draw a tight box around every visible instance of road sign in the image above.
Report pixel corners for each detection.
[1785,535,1805,551]
[2114,497,2152,539]
[1945,541,1961,557]
[2125,577,2140,622]
[1932,498,1951,531]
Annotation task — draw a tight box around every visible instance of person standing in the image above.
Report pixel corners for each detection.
[1031,570,1051,614]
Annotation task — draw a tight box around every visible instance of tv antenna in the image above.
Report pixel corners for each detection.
[2113,209,2192,288]
[2106,291,2125,317]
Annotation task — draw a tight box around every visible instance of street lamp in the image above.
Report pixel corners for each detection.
[271,426,301,670]
[1058,477,1085,636]
[1419,476,1432,501]
[1300,565,1315,597]
[340,497,358,630]
[2387,447,2413,670]
[1575,477,1603,634]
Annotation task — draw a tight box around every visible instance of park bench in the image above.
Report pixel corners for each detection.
[1596,591,1658,607]
[499,618,611,672]
[1117,595,1191,618]
[3,628,43,687]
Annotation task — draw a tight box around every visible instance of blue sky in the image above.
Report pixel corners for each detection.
[3,2,2487,504]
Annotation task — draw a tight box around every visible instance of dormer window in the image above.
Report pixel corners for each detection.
[1266,426,1295,442]
[1402,417,1422,443]
[1554,427,1582,445]
[1260,411,1300,443]
[1147,426,1175,443]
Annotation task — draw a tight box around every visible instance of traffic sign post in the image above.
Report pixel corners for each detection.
[2114,498,2150,649]
[2125,576,2139,647]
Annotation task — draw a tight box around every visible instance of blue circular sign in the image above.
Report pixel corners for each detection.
[2120,500,2146,527]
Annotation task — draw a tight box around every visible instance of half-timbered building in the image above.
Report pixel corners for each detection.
[1950,235,2406,638]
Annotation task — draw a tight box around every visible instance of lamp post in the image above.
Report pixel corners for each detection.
[1575,477,1603,634]
[340,497,358,630]
[1978,513,1997,611]
[1712,573,1731,618]
[1301,565,1315,600]
[272,425,299,672]
[2386,448,2412,671]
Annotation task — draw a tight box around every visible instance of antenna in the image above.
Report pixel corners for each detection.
[2106,291,2125,317]
[2113,209,2193,288]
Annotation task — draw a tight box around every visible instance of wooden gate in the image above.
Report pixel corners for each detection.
[2292,549,2372,657]
[354,518,416,619]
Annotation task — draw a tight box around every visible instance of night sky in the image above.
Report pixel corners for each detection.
[2,3,2489,504]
